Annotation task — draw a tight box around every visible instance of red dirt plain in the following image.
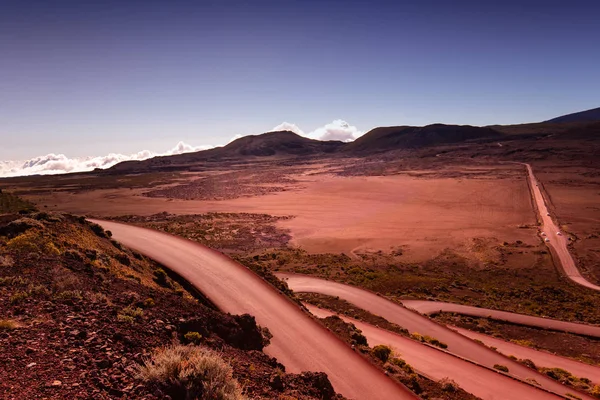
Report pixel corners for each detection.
[6,161,540,264]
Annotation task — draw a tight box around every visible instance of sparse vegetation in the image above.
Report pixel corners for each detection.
[439,377,460,392]
[137,344,245,400]
[389,357,414,374]
[119,306,144,321]
[0,191,36,213]
[371,344,392,363]
[153,268,171,288]
[410,332,448,349]
[0,319,19,330]
[493,364,509,373]
[9,290,30,304]
[184,331,203,344]
[143,297,155,308]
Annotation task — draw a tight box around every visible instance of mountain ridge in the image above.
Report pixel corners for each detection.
[545,107,600,123]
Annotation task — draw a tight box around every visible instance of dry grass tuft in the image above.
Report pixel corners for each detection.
[137,344,245,400]
[0,319,20,330]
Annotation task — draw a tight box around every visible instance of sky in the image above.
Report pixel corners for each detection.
[1,0,599,175]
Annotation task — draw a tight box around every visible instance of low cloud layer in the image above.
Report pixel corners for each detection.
[0,141,212,178]
[271,120,364,142]
[2,120,364,178]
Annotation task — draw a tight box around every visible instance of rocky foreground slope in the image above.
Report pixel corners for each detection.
[0,200,342,399]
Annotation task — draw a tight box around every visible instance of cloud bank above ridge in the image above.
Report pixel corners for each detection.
[0,141,213,178]
[270,119,364,142]
[1,120,364,178]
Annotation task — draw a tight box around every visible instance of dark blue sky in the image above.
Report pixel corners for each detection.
[1,0,599,159]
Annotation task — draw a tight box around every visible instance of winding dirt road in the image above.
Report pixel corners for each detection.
[525,163,600,291]
[306,304,561,400]
[402,300,600,338]
[280,273,594,399]
[92,220,416,400]
[452,326,600,384]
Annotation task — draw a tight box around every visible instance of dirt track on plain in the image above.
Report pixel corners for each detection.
[525,164,600,291]
[402,299,600,338]
[280,273,594,399]
[451,326,600,384]
[306,304,561,400]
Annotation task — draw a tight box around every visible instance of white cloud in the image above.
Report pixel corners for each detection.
[0,141,213,178]
[270,122,305,136]
[270,120,364,142]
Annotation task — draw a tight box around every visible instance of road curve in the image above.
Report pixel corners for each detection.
[402,300,600,338]
[307,304,561,400]
[279,273,594,399]
[452,326,600,384]
[525,164,600,291]
[91,220,416,400]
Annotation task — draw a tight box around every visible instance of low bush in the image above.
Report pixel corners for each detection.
[143,297,155,308]
[371,344,392,363]
[0,276,28,286]
[439,377,459,392]
[120,306,144,319]
[0,319,19,330]
[389,357,414,374]
[137,344,245,400]
[9,290,30,304]
[494,364,509,373]
[184,331,203,345]
[153,269,172,288]
[54,290,83,301]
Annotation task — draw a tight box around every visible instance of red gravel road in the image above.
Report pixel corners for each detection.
[306,304,561,400]
[280,273,594,400]
[525,163,600,291]
[451,326,600,384]
[402,299,600,338]
[91,219,416,400]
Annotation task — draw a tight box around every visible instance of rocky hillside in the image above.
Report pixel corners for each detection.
[0,207,343,399]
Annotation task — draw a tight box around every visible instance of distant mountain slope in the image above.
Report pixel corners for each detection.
[545,107,600,123]
[109,131,343,172]
[344,124,503,153]
[219,130,343,156]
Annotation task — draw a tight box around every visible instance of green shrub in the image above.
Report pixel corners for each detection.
[389,357,414,373]
[54,290,83,300]
[372,344,392,363]
[184,331,203,344]
[118,314,135,324]
[153,269,171,288]
[423,335,448,349]
[137,344,245,400]
[143,298,155,308]
[0,276,28,286]
[494,364,509,373]
[120,306,144,319]
[10,291,30,304]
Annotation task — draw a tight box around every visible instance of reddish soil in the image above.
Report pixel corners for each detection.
[6,161,539,265]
